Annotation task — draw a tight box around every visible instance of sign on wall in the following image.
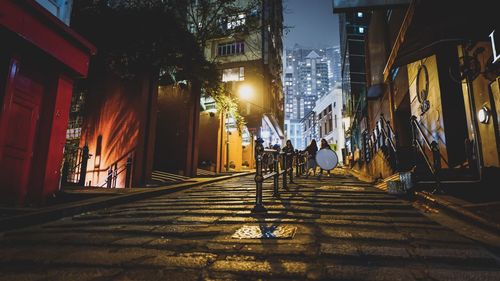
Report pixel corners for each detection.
[490,30,499,64]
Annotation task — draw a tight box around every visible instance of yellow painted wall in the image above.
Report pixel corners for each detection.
[242,138,254,169]
[459,42,500,168]
[407,55,450,168]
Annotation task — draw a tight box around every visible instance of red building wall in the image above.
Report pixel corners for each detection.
[0,0,94,205]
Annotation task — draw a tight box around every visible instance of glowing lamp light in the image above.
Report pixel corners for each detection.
[239,84,253,100]
[478,106,491,124]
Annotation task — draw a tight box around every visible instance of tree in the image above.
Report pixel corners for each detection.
[71,0,216,83]
[72,0,266,177]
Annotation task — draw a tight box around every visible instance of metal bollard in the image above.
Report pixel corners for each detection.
[61,160,69,186]
[79,145,89,186]
[106,167,112,188]
[252,138,267,213]
[295,150,300,178]
[125,156,133,188]
[282,153,288,190]
[273,150,279,197]
[112,163,118,188]
[431,141,442,193]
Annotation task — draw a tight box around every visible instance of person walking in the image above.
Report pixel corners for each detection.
[283,140,295,182]
[318,138,333,178]
[304,139,318,178]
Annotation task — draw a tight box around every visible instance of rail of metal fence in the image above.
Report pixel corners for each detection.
[252,138,294,213]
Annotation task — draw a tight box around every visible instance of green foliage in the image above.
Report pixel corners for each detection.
[72,0,214,82]
[206,84,245,133]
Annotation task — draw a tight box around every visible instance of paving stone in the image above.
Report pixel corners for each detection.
[325,264,419,281]
[320,242,360,256]
[111,237,158,247]
[425,268,500,281]
[411,247,495,261]
[238,243,313,256]
[138,252,217,269]
[210,260,308,277]
[0,272,46,281]
[175,216,220,223]
[111,269,200,281]
[1,174,499,280]
[358,244,410,258]
[41,267,121,281]
[52,248,149,267]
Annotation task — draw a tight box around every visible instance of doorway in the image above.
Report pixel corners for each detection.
[0,60,43,204]
[394,91,413,171]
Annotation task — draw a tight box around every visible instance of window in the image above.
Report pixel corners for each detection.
[226,14,246,30]
[222,67,245,82]
[358,27,365,34]
[217,42,245,56]
[357,12,363,18]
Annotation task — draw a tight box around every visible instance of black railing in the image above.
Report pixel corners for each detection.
[379,114,399,170]
[61,144,90,186]
[360,114,399,170]
[410,115,443,191]
[99,150,135,188]
[252,138,294,213]
[295,150,307,177]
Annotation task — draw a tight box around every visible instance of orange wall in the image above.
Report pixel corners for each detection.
[80,70,153,187]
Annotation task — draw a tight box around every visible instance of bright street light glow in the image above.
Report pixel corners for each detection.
[239,84,253,100]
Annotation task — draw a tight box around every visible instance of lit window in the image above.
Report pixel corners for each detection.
[222,67,245,82]
[357,12,363,18]
[226,13,246,30]
[217,42,245,56]
[359,27,364,33]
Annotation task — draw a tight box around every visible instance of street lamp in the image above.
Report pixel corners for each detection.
[238,84,253,100]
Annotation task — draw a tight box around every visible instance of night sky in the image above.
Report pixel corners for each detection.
[283,0,340,48]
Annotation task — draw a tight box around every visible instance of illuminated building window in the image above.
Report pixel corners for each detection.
[359,27,364,33]
[357,12,363,18]
[217,42,245,56]
[222,67,245,82]
[226,14,246,30]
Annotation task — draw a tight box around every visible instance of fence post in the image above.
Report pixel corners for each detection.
[431,141,442,193]
[252,138,267,213]
[295,150,300,177]
[106,167,112,188]
[410,116,418,168]
[61,160,69,186]
[112,163,118,188]
[78,145,89,186]
[125,156,133,188]
[273,150,279,197]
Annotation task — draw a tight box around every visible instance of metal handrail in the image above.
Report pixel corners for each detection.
[99,148,135,188]
[414,136,436,174]
[253,140,294,213]
[410,116,449,167]
[411,116,433,152]
[380,114,397,153]
[411,115,442,191]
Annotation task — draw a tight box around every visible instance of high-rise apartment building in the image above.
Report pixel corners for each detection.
[326,46,342,88]
[284,45,340,149]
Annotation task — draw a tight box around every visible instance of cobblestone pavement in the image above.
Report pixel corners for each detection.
[1,171,500,280]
